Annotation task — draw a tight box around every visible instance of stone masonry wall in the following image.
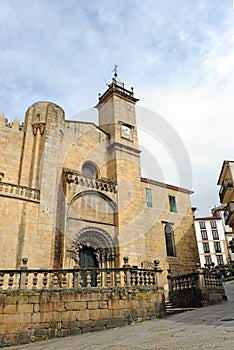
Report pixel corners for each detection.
[0,288,164,347]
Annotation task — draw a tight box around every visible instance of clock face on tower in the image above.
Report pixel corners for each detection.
[121,124,132,139]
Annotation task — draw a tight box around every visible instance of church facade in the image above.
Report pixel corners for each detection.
[0,77,199,288]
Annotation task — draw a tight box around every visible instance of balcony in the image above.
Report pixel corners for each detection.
[219,179,234,203]
[224,201,234,226]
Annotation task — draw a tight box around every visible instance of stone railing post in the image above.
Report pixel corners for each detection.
[197,267,205,290]
[167,269,172,291]
[73,266,81,289]
[122,256,131,286]
[20,257,28,289]
[154,260,163,290]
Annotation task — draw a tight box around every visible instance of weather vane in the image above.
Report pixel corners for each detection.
[113,64,118,79]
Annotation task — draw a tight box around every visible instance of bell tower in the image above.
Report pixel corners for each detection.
[96,68,141,180]
[96,69,146,266]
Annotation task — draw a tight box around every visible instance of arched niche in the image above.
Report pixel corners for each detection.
[68,190,116,225]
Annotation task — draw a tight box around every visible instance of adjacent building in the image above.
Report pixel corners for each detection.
[194,216,229,267]
[212,204,233,262]
[0,74,199,288]
[218,161,234,231]
[217,160,234,263]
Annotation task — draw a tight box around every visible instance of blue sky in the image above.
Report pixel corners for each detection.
[1,0,234,216]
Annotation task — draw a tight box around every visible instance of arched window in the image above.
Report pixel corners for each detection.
[164,223,176,257]
[82,162,98,178]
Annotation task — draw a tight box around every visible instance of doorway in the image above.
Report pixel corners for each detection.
[79,246,98,287]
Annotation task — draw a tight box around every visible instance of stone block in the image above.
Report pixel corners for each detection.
[55,302,65,312]
[61,310,77,322]
[47,328,57,338]
[16,304,33,313]
[100,308,112,319]
[33,328,47,336]
[39,302,55,312]
[61,329,70,337]
[65,301,86,311]
[89,308,101,320]
[76,309,90,321]
[87,301,99,310]
[106,318,128,329]
[33,303,40,312]
[2,304,17,314]
[99,300,107,309]
[2,333,17,346]
[70,328,82,336]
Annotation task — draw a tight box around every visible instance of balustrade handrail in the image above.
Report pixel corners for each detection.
[0,266,161,291]
[0,266,159,274]
[167,269,223,292]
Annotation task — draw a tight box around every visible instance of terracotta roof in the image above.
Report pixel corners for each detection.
[194,216,221,220]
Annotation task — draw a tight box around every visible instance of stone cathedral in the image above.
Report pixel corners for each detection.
[0,75,199,288]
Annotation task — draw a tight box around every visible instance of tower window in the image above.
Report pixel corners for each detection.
[82,162,98,178]
[168,195,177,213]
[164,223,176,257]
[145,188,152,207]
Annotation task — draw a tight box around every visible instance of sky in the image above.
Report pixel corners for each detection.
[0,0,234,216]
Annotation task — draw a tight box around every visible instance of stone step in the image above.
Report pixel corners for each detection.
[165,301,196,315]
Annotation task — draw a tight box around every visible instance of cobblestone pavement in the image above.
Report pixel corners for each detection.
[8,282,234,350]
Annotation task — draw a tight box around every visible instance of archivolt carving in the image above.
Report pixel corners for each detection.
[71,227,117,267]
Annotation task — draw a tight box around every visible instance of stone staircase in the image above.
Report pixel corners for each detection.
[165,301,196,316]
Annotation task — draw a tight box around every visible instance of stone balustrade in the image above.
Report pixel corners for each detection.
[0,265,162,291]
[167,268,226,307]
[168,273,199,291]
[63,168,117,194]
[0,182,40,202]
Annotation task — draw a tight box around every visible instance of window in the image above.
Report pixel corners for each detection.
[145,188,152,207]
[82,162,98,178]
[168,195,177,213]
[205,255,212,265]
[0,172,4,182]
[214,242,221,253]
[210,220,217,229]
[164,223,176,257]
[212,230,219,240]
[201,230,208,240]
[199,221,206,229]
[203,242,210,253]
[216,255,224,265]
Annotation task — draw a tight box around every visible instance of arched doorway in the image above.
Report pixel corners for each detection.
[79,246,98,287]
[72,227,117,287]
